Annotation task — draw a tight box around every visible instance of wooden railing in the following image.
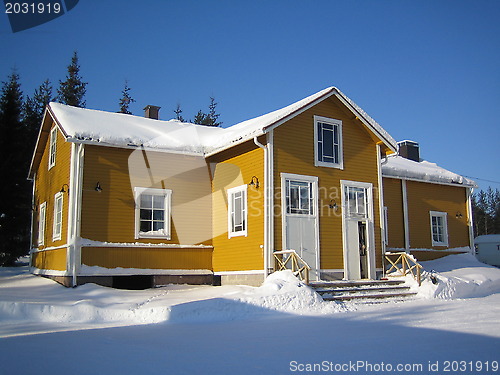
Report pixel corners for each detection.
[273,250,311,285]
[385,252,423,286]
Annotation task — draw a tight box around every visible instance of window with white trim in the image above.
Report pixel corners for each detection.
[430,211,448,246]
[38,202,46,246]
[228,185,247,238]
[53,192,63,241]
[48,127,57,169]
[135,188,172,239]
[314,115,343,169]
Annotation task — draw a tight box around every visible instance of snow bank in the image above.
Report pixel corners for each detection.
[414,254,500,299]
[0,268,344,331]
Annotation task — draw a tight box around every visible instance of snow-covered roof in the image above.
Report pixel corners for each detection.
[46,86,398,157]
[204,86,397,154]
[382,155,476,187]
[49,102,224,155]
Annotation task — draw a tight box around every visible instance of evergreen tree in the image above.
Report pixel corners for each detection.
[192,97,222,127]
[472,187,500,236]
[24,79,53,152]
[118,80,135,114]
[174,103,185,122]
[0,71,31,266]
[57,51,87,107]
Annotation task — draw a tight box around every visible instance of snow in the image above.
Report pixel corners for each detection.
[48,87,398,157]
[382,154,476,186]
[49,102,223,154]
[1,255,500,374]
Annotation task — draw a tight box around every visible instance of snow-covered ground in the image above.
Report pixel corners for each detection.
[1,254,500,374]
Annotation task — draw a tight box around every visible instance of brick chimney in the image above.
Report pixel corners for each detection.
[143,105,161,120]
[398,140,420,162]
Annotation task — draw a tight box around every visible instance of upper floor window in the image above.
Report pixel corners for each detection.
[314,116,343,169]
[228,185,247,238]
[430,211,448,247]
[38,202,46,246]
[134,187,172,239]
[48,127,57,169]
[53,192,63,241]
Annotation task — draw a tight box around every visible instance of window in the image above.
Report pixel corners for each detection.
[430,211,448,246]
[314,115,343,169]
[345,186,368,219]
[135,188,172,239]
[38,202,46,246]
[48,127,57,169]
[285,179,313,215]
[228,185,247,238]
[53,192,63,241]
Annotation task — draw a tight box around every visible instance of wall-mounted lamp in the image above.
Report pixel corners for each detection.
[60,183,70,193]
[248,176,259,189]
[329,199,339,211]
[456,212,463,219]
[95,182,102,192]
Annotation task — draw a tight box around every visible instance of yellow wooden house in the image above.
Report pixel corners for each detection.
[28,87,475,288]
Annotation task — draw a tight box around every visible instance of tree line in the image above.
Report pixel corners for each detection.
[0,51,221,266]
[472,187,500,237]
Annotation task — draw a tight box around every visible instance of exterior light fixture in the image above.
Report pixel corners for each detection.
[95,182,102,192]
[456,212,463,219]
[329,199,339,211]
[248,176,259,188]
[60,183,69,193]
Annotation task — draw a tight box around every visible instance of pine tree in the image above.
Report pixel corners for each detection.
[118,80,135,114]
[174,103,185,122]
[472,188,500,236]
[0,71,31,266]
[192,97,222,127]
[57,51,87,107]
[24,79,53,152]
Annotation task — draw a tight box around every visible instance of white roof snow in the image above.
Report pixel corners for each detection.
[48,86,397,156]
[49,102,224,154]
[382,155,476,187]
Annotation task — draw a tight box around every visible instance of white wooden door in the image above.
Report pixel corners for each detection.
[282,174,319,280]
[342,181,375,280]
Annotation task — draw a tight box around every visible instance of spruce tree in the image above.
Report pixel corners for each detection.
[174,103,185,122]
[57,51,87,107]
[192,97,222,127]
[118,80,135,114]
[0,71,31,265]
[24,79,53,152]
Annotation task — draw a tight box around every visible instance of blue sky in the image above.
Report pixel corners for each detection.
[1,0,499,191]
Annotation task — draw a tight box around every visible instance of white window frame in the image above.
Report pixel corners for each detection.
[314,115,343,169]
[48,127,57,170]
[430,211,448,247]
[52,192,63,241]
[38,202,46,246]
[134,187,172,240]
[227,185,248,238]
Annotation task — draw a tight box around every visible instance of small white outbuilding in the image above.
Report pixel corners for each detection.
[475,235,500,267]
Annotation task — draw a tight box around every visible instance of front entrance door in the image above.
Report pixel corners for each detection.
[341,181,375,280]
[281,173,319,280]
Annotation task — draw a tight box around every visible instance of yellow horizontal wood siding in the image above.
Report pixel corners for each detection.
[81,247,212,270]
[209,140,265,272]
[382,177,405,249]
[406,181,470,249]
[32,121,71,271]
[81,145,212,247]
[273,96,383,270]
[32,248,67,271]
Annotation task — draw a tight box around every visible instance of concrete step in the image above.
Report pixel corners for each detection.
[310,279,416,303]
[314,285,411,294]
[310,279,405,289]
[321,291,417,302]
